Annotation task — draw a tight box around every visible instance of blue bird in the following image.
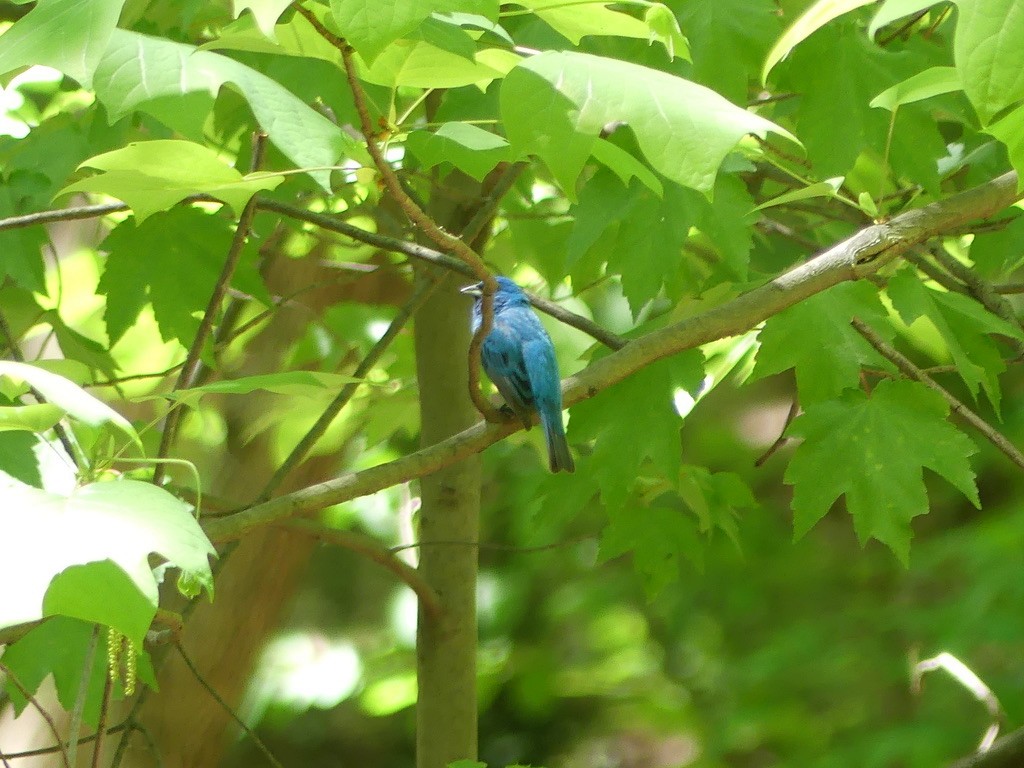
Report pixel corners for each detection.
[462,277,575,473]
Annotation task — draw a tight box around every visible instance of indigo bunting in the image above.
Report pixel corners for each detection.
[462,277,575,473]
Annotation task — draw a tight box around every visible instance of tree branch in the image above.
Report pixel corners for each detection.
[276,519,442,619]
[202,172,1022,542]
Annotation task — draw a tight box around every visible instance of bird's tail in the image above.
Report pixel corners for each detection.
[540,408,575,473]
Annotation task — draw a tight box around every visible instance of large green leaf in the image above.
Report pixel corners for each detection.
[59,140,283,221]
[0,479,215,644]
[500,50,795,198]
[1,618,110,728]
[0,0,126,86]
[785,379,979,563]
[953,0,1024,125]
[406,121,512,180]
[92,29,354,190]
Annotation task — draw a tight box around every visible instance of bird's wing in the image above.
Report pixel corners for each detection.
[481,321,534,428]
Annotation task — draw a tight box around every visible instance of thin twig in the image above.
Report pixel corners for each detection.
[67,626,100,768]
[852,317,1024,471]
[0,661,72,768]
[876,7,930,45]
[90,673,113,768]
[294,2,501,421]
[278,519,442,619]
[0,202,129,231]
[0,723,132,759]
[173,643,285,768]
[754,398,800,467]
[261,274,443,498]
[154,133,268,485]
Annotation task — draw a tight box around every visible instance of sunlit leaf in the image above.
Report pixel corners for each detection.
[59,140,283,221]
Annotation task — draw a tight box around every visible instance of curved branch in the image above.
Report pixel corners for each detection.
[950,725,1024,768]
[277,519,442,619]
[202,172,1022,542]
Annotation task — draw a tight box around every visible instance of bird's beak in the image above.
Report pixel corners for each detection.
[460,282,483,297]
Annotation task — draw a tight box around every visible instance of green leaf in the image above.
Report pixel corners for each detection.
[643,3,690,61]
[93,29,354,191]
[0,361,142,452]
[97,208,260,348]
[780,25,891,177]
[145,371,368,410]
[785,379,979,563]
[409,15,478,60]
[1,617,110,728]
[695,174,757,280]
[0,173,49,291]
[0,479,215,645]
[607,183,698,315]
[590,138,663,196]
[677,0,780,102]
[331,0,498,62]
[43,561,155,647]
[888,268,1022,412]
[519,0,678,56]
[570,354,703,510]
[599,501,704,598]
[232,0,293,38]
[359,41,516,88]
[754,176,845,210]
[985,103,1024,185]
[969,212,1024,277]
[870,66,961,110]
[869,0,945,37]
[406,122,512,181]
[58,140,283,222]
[952,0,1024,125]
[751,281,894,403]
[0,403,64,433]
[0,0,126,87]
[501,50,795,199]
[763,0,875,81]
[677,467,757,546]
